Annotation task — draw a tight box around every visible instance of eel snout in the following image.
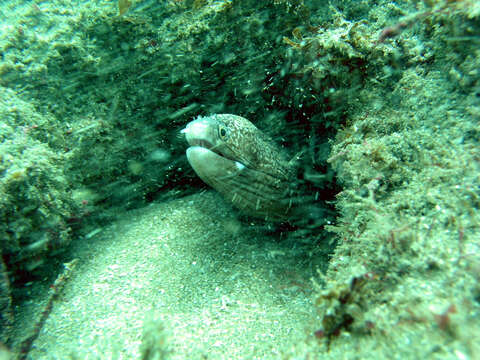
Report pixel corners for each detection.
[181,118,216,151]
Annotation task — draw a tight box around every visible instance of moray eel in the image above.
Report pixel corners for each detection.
[182,114,296,221]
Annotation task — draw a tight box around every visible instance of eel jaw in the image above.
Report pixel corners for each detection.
[186,146,245,190]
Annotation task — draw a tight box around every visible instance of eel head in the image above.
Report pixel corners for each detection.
[182,114,295,221]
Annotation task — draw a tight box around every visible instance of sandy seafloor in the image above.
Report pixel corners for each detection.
[14,192,322,359]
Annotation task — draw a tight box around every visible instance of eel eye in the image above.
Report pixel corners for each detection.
[218,126,228,140]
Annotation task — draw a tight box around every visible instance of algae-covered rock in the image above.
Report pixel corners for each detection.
[0,87,77,342]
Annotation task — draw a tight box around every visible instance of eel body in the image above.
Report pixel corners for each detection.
[182,114,296,221]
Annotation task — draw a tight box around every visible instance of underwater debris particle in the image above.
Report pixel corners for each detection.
[283,36,302,49]
[292,27,303,41]
[118,0,132,16]
[17,259,78,360]
[433,304,457,335]
[193,0,207,9]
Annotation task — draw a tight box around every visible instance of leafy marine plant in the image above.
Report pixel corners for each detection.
[118,0,132,16]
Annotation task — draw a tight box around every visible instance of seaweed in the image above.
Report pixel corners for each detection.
[118,0,132,16]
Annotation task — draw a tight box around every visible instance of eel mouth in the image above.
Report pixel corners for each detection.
[187,138,215,152]
[185,146,243,186]
[185,138,227,161]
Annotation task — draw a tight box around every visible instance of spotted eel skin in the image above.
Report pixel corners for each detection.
[182,114,296,221]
